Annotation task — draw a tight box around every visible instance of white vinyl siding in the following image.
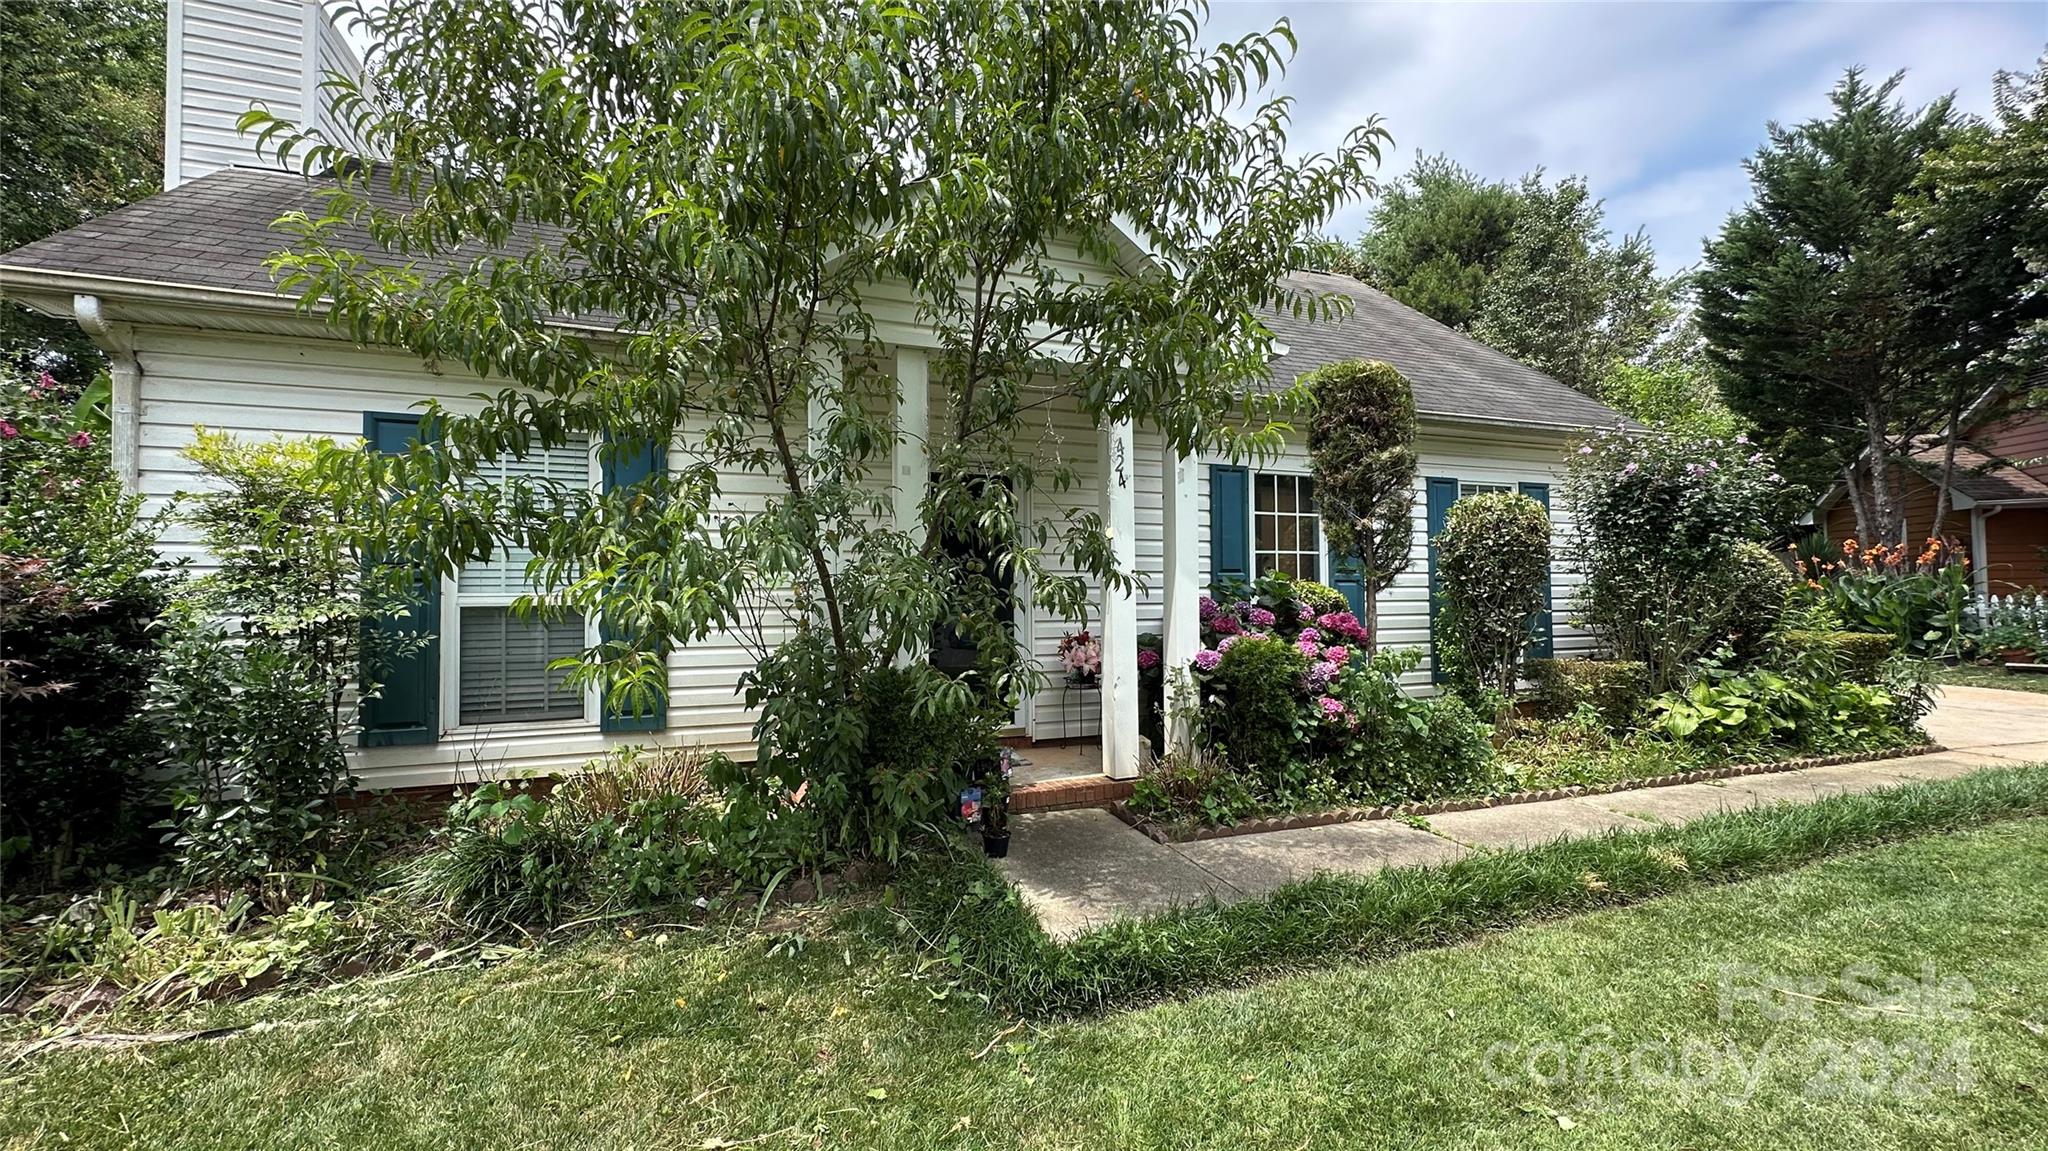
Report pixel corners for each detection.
[1202,427,1592,692]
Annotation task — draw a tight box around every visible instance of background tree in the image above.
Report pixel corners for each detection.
[1348,153,1521,330]
[1696,69,1960,545]
[251,0,1386,861]
[1896,54,2048,539]
[1305,359,1416,647]
[1471,172,1672,395]
[0,0,165,387]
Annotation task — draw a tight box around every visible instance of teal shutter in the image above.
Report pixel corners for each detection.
[1518,481,1554,659]
[1425,476,1458,684]
[601,437,668,734]
[1326,543,1367,619]
[1209,464,1250,590]
[360,412,440,747]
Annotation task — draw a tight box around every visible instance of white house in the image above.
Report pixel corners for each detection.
[0,0,1624,792]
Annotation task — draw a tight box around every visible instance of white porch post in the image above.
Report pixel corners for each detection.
[893,347,930,667]
[1099,417,1141,780]
[1162,448,1201,756]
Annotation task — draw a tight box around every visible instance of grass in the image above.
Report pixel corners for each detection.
[904,764,2048,1015]
[1933,662,2048,695]
[3,814,2046,1149]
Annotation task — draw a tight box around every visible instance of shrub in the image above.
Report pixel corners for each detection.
[1797,537,1974,658]
[415,781,588,930]
[0,370,174,885]
[1718,541,1795,662]
[1524,658,1651,728]
[1563,428,1796,690]
[1290,579,1351,618]
[1196,635,1312,793]
[1434,491,1549,704]
[151,431,408,903]
[1306,358,1417,643]
[1320,648,1496,801]
[851,664,1003,862]
[1771,629,1894,685]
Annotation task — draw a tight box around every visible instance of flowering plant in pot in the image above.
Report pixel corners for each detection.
[965,748,1015,857]
[1057,628,1102,685]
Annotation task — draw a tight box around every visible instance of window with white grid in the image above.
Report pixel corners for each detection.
[1458,481,1513,501]
[453,439,591,726]
[1253,472,1321,581]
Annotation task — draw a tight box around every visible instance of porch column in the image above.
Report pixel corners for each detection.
[1161,448,1201,756]
[1099,417,1141,780]
[893,347,930,667]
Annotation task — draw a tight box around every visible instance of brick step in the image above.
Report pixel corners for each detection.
[1012,775,1132,813]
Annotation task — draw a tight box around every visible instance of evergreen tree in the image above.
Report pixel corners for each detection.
[1305,359,1417,647]
[1696,69,1960,545]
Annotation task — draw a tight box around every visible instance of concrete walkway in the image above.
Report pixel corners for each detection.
[997,683,2048,939]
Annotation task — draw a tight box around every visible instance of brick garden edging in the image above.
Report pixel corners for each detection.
[1109,743,1948,844]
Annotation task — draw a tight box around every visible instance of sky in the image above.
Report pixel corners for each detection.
[1204,0,2047,276]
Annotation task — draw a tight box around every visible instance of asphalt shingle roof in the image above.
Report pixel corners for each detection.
[3,169,1620,432]
[1258,270,1621,431]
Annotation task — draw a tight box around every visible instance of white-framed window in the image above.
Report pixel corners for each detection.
[443,438,596,729]
[1458,481,1513,501]
[1253,471,1321,581]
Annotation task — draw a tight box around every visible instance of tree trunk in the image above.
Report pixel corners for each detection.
[1863,397,1904,547]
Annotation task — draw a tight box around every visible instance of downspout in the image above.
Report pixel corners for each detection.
[72,294,141,492]
[1973,505,2001,603]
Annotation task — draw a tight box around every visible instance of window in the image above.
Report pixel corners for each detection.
[450,438,591,727]
[1458,481,1512,500]
[1253,472,1321,580]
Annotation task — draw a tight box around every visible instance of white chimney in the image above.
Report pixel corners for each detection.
[161,0,369,189]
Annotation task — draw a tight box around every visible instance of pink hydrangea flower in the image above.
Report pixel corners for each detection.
[0,420,16,440]
[1136,648,1161,671]
[1296,635,1322,658]
[1216,634,1240,653]
[1198,595,1218,620]
[67,431,92,448]
[1211,615,1242,637]
[1305,660,1338,690]
[1323,645,1350,664]
[1317,696,1346,719]
[1298,627,1321,643]
[1246,606,1276,628]
[1193,648,1223,672]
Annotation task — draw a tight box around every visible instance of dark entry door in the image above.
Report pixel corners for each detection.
[928,474,1015,676]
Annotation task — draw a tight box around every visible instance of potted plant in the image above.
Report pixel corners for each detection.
[1058,627,1102,686]
[976,749,1014,858]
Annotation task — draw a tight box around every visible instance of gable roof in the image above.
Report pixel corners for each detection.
[3,170,1622,433]
[1258,270,1621,432]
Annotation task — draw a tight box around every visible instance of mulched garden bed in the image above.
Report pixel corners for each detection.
[1110,742,1947,844]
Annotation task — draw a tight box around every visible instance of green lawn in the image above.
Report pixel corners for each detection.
[1935,663,2048,695]
[5,821,2046,1149]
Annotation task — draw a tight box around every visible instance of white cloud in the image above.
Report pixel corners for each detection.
[1205,0,2046,274]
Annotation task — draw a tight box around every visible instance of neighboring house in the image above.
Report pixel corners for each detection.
[1816,386,2048,597]
[0,0,1624,790]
